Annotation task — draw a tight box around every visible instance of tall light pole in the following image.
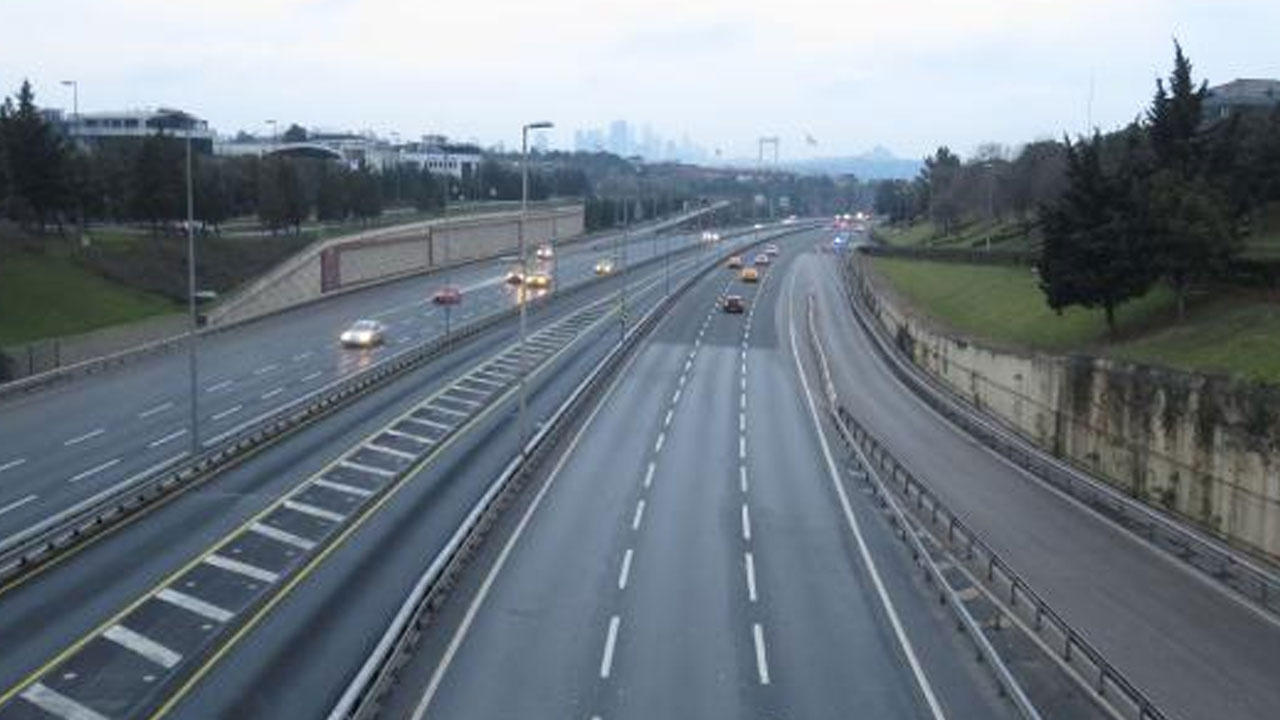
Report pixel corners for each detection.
[185,126,200,455]
[265,119,278,149]
[61,80,82,240]
[518,120,553,451]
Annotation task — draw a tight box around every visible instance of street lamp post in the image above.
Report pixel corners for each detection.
[265,119,278,149]
[60,80,82,240]
[518,120,553,451]
[184,132,200,456]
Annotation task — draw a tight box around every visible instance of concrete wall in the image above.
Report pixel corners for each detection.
[1,313,188,381]
[855,257,1280,560]
[208,205,584,326]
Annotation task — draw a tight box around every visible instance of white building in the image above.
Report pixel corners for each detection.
[58,108,214,152]
[399,136,483,179]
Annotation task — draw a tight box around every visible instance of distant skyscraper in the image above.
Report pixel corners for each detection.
[608,120,630,156]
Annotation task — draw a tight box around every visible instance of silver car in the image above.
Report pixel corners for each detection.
[339,319,386,348]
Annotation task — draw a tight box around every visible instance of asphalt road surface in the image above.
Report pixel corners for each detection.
[397,231,1013,720]
[0,222,724,542]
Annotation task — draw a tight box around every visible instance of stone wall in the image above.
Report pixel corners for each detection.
[855,257,1280,560]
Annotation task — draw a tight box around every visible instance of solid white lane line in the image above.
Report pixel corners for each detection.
[0,494,37,517]
[740,465,749,494]
[618,549,634,590]
[68,458,121,483]
[155,587,235,623]
[742,503,752,541]
[631,499,646,531]
[600,615,621,679]
[744,552,758,602]
[63,428,105,446]
[247,521,317,551]
[788,277,947,720]
[664,409,673,427]
[753,623,771,685]
[254,363,279,375]
[283,499,346,523]
[261,387,285,400]
[654,433,665,453]
[300,371,323,383]
[0,458,27,473]
[643,462,656,489]
[147,429,188,448]
[313,477,376,498]
[211,405,242,421]
[340,460,396,478]
[138,401,174,419]
[103,624,182,668]
[20,682,109,720]
[204,554,280,583]
[205,380,232,393]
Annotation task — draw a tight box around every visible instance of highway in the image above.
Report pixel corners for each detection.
[0,221,709,541]
[392,230,1012,719]
[798,243,1280,720]
[0,222,778,719]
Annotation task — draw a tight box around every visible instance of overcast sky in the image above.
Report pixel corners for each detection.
[5,0,1278,161]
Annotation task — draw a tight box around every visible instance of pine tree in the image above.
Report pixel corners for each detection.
[1039,133,1155,336]
[2,81,70,231]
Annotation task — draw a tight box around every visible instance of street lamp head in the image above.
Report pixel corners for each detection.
[524,121,554,131]
[60,80,75,87]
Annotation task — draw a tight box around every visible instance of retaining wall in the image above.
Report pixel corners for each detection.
[854,255,1280,560]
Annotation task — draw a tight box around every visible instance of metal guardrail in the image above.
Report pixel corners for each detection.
[803,296,1043,720]
[840,256,1280,618]
[0,224,775,585]
[326,223,821,720]
[806,294,1167,720]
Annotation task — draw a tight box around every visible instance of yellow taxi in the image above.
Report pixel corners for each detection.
[740,267,759,283]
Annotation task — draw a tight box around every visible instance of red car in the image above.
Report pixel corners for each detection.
[433,286,463,305]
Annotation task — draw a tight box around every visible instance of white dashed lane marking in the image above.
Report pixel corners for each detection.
[618,548,634,590]
[0,458,27,473]
[300,371,323,383]
[253,363,279,375]
[600,615,621,679]
[68,458,121,483]
[631,499,646,531]
[643,462,656,489]
[211,405,242,421]
[138,401,173,419]
[205,380,233,393]
[0,494,37,517]
[744,552,758,602]
[63,428,105,446]
[753,623,771,685]
[147,429,188,448]
[261,387,285,400]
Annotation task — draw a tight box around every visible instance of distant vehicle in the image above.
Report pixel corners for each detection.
[764,243,780,256]
[727,255,744,269]
[339,319,386,348]
[754,253,771,266]
[701,230,721,242]
[740,267,760,283]
[722,295,745,313]
[594,258,616,275]
[525,272,552,289]
[535,244,554,260]
[753,223,764,230]
[433,286,462,305]
[782,215,797,225]
[832,235,849,251]
[504,268,525,285]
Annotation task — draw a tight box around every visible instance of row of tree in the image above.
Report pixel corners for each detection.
[1039,43,1280,331]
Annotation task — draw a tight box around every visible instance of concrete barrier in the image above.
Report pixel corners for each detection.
[208,205,584,326]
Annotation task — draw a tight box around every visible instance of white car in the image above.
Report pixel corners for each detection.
[340,319,386,348]
[535,244,554,260]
